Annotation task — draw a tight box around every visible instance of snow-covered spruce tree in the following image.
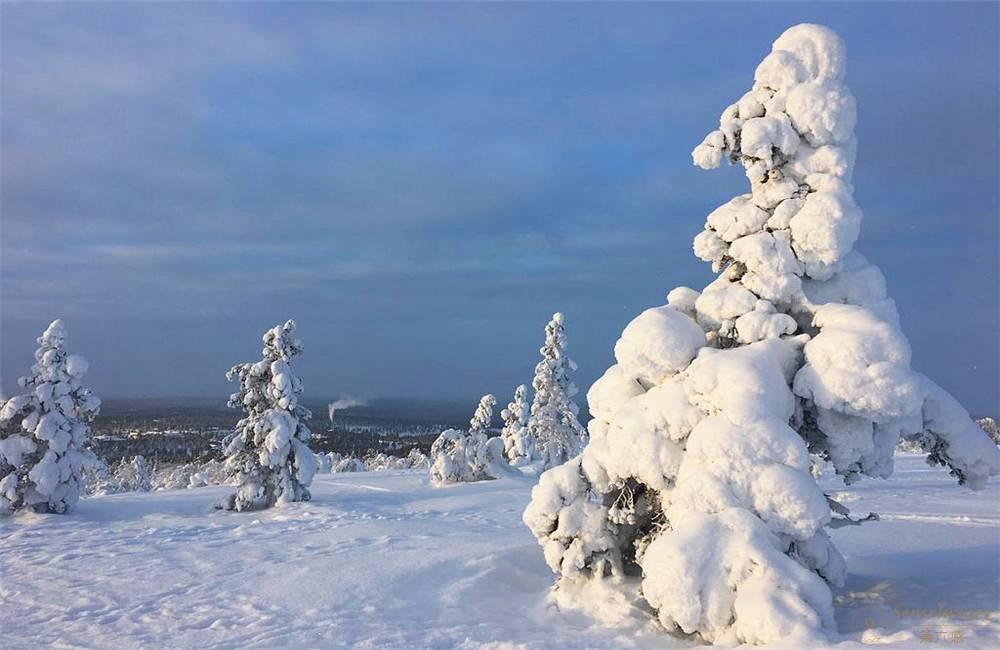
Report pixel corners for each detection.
[428,429,466,484]
[114,455,154,492]
[523,24,1000,645]
[219,320,318,511]
[469,392,495,435]
[501,384,538,466]
[528,313,586,468]
[81,457,113,496]
[0,320,101,514]
[429,394,506,485]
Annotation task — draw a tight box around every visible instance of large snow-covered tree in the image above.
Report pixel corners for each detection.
[220,320,318,511]
[429,394,506,485]
[523,24,1000,645]
[500,384,538,466]
[0,320,101,514]
[528,313,586,468]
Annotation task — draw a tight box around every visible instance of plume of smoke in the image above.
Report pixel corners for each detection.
[328,397,365,423]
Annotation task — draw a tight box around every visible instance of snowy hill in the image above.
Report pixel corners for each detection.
[1,453,997,649]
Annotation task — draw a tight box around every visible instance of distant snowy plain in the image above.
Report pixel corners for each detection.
[1,453,997,649]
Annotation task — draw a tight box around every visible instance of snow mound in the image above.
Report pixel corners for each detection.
[614,306,706,386]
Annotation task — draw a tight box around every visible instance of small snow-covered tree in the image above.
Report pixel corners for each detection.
[89,455,155,494]
[219,320,318,511]
[429,394,505,485]
[0,320,101,514]
[523,24,1000,645]
[469,393,495,435]
[468,394,506,477]
[114,455,154,492]
[428,429,468,484]
[500,384,537,465]
[82,457,113,496]
[316,452,334,474]
[405,447,430,470]
[528,313,586,467]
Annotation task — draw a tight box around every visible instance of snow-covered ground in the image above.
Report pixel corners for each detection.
[1,453,996,649]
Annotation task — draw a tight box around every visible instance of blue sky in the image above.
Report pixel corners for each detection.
[1,3,997,414]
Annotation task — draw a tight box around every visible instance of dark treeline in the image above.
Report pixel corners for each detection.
[88,398,463,464]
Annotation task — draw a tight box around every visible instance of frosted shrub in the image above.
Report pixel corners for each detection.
[321,452,343,473]
[362,450,428,471]
[158,458,229,490]
[86,457,228,494]
[113,455,154,492]
[0,320,101,514]
[316,452,334,474]
[404,447,430,470]
[528,313,586,468]
[334,457,366,473]
[364,452,393,471]
[219,320,318,511]
[86,455,156,494]
[144,459,229,491]
[82,458,114,496]
[184,459,228,489]
[149,461,198,490]
[429,394,506,485]
[524,24,1000,645]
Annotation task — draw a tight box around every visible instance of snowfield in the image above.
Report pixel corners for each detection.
[1,453,997,649]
